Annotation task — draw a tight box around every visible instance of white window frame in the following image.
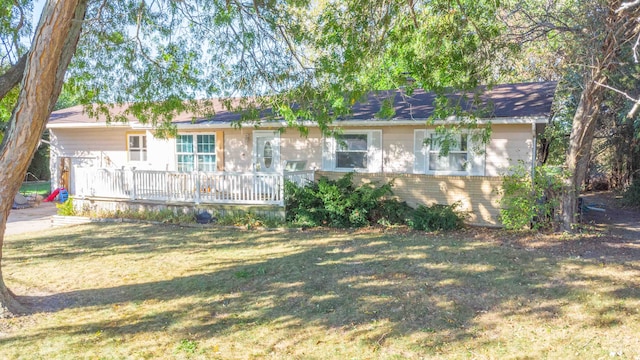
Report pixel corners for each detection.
[414,130,485,176]
[176,133,216,172]
[335,133,369,170]
[128,134,147,162]
[323,130,382,173]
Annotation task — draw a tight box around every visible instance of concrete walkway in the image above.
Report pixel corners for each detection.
[6,202,58,236]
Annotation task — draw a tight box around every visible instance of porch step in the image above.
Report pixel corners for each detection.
[51,215,92,227]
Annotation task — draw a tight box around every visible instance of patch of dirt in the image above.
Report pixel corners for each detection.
[581,191,640,241]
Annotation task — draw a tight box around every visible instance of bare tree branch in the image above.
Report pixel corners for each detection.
[617,0,640,13]
[634,33,640,62]
[594,80,640,118]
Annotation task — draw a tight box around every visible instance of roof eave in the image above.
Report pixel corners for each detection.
[330,115,549,126]
[171,115,550,129]
[47,122,133,129]
[48,115,549,129]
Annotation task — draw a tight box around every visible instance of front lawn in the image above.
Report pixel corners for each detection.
[1,224,639,359]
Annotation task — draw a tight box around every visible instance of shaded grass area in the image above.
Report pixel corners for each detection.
[1,224,640,359]
[19,181,50,196]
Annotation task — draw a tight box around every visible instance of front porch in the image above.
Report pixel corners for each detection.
[70,168,315,217]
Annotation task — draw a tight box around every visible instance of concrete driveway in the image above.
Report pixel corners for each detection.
[6,202,58,236]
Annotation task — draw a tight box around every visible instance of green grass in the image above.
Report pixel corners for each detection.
[19,181,51,196]
[1,224,639,359]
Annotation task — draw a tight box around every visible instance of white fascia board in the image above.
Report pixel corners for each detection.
[136,123,231,130]
[50,115,549,130]
[330,116,549,126]
[169,116,550,130]
[46,122,132,129]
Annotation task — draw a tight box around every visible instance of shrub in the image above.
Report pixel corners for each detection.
[217,211,281,229]
[82,208,197,224]
[621,178,640,207]
[407,203,465,231]
[56,198,76,216]
[371,199,414,226]
[286,173,470,231]
[498,164,563,230]
[285,173,404,228]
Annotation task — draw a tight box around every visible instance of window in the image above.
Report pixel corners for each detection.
[414,130,484,176]
[263,141,273,169]
[322,130,382,172]
[336,134,368,169]
[428,133,468,172]
[176,134,216,172]
[128,134,147,162]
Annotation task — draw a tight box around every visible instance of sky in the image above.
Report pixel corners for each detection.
[32,0,45,28]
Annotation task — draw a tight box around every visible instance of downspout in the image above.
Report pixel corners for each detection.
[531,120,537,180]
[531,120,539,226]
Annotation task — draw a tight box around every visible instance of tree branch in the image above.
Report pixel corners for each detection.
[617,0,640,13]
[0,54,27,101]
[594,80,640,118]
[407,0,418,28]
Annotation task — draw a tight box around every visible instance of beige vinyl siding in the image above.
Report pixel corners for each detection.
[49,127,129,192]
[318,124,532,176]
[49,123,534,199]
[277,124,533,175]
[280,127,323,171]
[50,128,128,163]
[222,127,325,172]
[209,124,533,175]
[222,129,253,172]
[485,124,533,176]
[381,126,414,173]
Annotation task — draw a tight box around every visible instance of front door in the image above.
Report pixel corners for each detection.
[253,131,280,173]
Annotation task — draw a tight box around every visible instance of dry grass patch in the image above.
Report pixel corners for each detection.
[0,225,639,359]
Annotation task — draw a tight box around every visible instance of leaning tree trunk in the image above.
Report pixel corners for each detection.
[561,81,603,231]
[559,0,637,231]
[0,0,88,317]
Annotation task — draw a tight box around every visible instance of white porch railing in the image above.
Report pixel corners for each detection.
[73,167,315,206]
[284,170,316,187]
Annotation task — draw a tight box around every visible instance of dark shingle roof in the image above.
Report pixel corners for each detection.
[48,81,556,126]
[347,81,556,120]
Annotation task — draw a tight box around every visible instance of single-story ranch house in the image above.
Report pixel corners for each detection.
[47,81,556,226]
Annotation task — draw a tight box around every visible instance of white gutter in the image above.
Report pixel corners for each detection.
[531,120,537,180]
[143,116,550,130]
[48,115,550,130]
[47,122,132,129]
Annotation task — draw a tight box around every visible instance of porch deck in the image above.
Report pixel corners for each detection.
[72,168,315,206]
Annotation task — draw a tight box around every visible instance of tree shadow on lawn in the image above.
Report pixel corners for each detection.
[4,224,289,263]
[4,225,640,352]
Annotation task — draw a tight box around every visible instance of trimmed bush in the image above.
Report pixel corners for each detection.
[371,199,414,226]
[285,173,405,228]
[407,203,465,231]
[286,173,467,231]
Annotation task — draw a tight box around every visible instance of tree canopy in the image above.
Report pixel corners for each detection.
[2,0,640,314]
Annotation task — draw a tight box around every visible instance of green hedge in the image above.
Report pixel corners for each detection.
[285,173,464,231]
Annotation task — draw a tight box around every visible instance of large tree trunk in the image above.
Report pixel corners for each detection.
[561,79,603,230]
[0,0,87,317]
[559,0,639,230]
